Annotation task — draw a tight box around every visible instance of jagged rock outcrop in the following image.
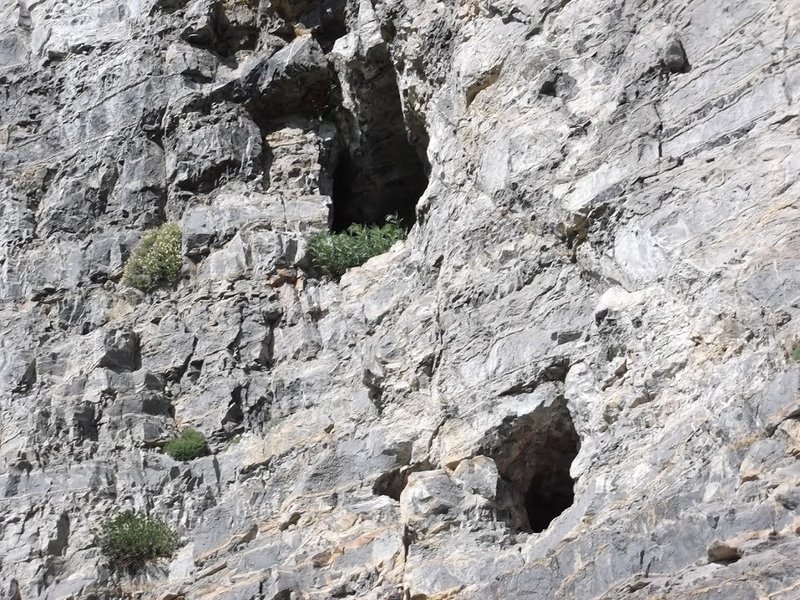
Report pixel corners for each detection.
[1,0,799,598]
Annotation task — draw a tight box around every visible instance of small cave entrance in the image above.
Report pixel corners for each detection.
[484,397,580,533]
[330,142,427,231]
[524,446,577,532]
[372,467,410,502]
[330,44,428,231]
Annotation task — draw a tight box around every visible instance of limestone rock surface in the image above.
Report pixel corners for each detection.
[1,0,799,598]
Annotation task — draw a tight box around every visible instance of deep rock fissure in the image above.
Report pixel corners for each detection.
[484,397,580,533]
[330,43,428,230]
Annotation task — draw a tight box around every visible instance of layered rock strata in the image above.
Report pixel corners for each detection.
[1,0,799,598]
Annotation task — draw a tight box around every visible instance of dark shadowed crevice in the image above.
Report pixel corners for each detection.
[12,359,36,394]
[46,514,70,556]
[330,121,427,231]
[220,385,245,438]
[73,403,99,441]
[373,462,432,501]
[372,467,409,501]
[214,9,259,57]
[331,41,428,231]
[524,431,578,532]
[261,0,347,52]
[480,397,580,533]
[310,0,348,52]
[330,153,356,231]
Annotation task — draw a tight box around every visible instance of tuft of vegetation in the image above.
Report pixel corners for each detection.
[122,222,182,292]
[98,511,180,570]
[163,428,209,461]
[307,216,406,279]
[791,344,800,362]
[266,415,286,431]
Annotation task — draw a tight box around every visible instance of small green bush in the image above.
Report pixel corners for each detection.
[164,428,209,461]
[307,216,406,279]
[791,344,800,362]
[98,511,179,569]
[122,222,182,291]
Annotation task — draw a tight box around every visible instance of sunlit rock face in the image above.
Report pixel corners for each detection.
[1,0,799,598]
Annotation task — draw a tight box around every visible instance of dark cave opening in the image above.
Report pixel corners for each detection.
[330,153,356,231]
[483,397,580,533]
[372,467,410,502]
[329,42,428,231]
[523,428,579,532]
[311,0,348,53]
[330,128,428,232]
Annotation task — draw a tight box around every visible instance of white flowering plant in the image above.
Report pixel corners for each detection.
[122,222,182,291]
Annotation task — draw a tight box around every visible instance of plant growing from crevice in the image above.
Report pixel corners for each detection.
[163,428,209,461]
[307,216,406,279]
[122,222,182,291]
[266,415,286,431]
[97,511,180,570]
[791,344,800,362]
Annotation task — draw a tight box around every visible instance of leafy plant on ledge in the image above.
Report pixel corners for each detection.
[98,511,180,570]
[163,428,209,461]
[791,343,800,362]
[122,222,182,292]
[307,216,406,279]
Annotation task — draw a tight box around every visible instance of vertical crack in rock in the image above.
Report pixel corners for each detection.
[72,402,99,442]
[45,513,70,556]
[12,359,36,394]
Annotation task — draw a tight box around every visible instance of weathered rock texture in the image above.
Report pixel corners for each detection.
[1,0,799,598]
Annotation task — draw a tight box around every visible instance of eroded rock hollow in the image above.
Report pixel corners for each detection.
[1,0,799,598]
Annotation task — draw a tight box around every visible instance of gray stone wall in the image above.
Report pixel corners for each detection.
[1,0,799,598]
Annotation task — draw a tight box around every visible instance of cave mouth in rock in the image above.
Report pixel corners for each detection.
[330,148,427,231]
[524,444,577,532]
[329,43,428,232]
[486,397,580,533]
[372,466,410,501]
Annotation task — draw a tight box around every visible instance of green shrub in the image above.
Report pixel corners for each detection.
[307,216,406,279]
[164,428,209,461]
[122,222,182,291]
[98,511,179,569]
[791,344,800,362]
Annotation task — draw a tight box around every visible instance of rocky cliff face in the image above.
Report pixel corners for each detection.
[1,0,799,598]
